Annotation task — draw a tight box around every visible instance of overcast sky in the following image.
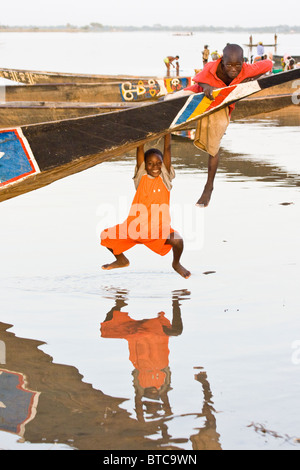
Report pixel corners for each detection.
[1,0,298,28]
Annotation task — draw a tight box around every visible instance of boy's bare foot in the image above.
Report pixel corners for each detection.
[102,255,130,271]
[196,187,213,207]
[172,262,191,279]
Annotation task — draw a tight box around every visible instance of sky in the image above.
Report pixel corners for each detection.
[1,0,299,28]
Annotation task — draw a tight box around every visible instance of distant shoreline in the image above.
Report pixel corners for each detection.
[0,25,299,34]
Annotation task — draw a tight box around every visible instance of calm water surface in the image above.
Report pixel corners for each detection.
[0,32,300,450]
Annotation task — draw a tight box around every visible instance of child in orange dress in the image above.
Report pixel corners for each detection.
[100,134,191,279]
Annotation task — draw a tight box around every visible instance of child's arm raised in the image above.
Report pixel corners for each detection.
[163,133,172,173]
[136,144,144,170]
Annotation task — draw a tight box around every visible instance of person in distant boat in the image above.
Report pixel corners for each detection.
[182,43,273,207]
[284,55,295,70]
[202,45,210,66]
[100,134,191,279]
[164,55,179,77]
[257,42,264,57]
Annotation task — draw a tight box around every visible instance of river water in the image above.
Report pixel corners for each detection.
[0,31,300,451]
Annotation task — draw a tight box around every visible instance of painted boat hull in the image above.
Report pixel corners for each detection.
[0,77,192,104]
[1,69,299,202]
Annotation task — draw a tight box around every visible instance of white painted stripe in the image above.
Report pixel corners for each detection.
[170,80,262,129]
[156,79,168,97]
[169,94,195,128]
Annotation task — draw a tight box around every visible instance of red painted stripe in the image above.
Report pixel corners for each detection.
[207,85,237,111]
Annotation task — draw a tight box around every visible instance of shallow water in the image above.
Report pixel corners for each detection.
[0,32,300,451]
[1,107,300,450]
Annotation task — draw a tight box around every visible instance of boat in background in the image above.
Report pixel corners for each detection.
[0,67,156,85]
[0,77,192,103]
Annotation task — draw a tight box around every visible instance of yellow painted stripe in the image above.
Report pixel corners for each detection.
[187,89,222,122]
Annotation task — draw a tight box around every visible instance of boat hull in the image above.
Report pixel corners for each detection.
[1,77,191,103]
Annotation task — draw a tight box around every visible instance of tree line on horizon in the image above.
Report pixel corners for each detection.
[0,23,299,33]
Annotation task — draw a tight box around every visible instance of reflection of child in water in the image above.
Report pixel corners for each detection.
[100,290,188,422]
[100,134,191,279]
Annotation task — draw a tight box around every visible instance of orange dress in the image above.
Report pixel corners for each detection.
[101,164,175,256]
[100,310,171,389]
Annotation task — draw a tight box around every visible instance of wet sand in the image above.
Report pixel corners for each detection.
[0,107,300,450]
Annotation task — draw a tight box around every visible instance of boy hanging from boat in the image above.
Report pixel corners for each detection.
[100,134,191,279]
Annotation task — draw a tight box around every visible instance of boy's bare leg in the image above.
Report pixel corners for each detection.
[196,152,219,207]
[166,233,191,279]
[102,248,130,270]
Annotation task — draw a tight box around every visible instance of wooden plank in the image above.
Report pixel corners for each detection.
[1,68,299,203]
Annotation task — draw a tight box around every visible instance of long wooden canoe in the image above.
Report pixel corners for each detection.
[1,68,299,203]
[0,75,293,104]
[0,68,185,85]
[0,67,156,84]
[0,77,192,103]
[232,93,296,120]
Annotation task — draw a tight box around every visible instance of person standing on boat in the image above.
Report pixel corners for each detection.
[184,43,273,207]
[257,42,264,57]
[164,55,179,77]
[202,45,210,67]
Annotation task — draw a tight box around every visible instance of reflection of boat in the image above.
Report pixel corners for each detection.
[1,68,299,203]
[0,322,140,450]
[0,77,192,103]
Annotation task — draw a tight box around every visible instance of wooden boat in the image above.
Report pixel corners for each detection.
[0,67,156,84]
[0,68,188,85]
[0,101,142,128]
[1,68,299,203]
[232,93,295,120]
[0,77,192,103]
[233,78,299,119]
